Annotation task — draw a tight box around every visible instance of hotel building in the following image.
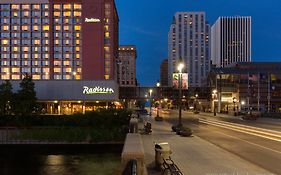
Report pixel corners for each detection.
[160,59,168,87]
[0,0,120,114]
[168,12,210,88]
[211,16,251,67]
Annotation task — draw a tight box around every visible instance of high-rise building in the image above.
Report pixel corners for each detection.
[160,59,168,87]
[0,0,120,114]
[117,45,137,87]
[168,12,210,88]
[0,0,119,81]
[211,16,251,67]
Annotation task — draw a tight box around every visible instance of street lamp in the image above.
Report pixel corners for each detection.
[149,89,153,116]
[195,94,198,112]
[212,89,217,116]
[156,82,160,117]
[177,63,184,126]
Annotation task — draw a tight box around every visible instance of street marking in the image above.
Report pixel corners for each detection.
[199,119,281,143]
[201,119,281,140]
[216,129,281,155]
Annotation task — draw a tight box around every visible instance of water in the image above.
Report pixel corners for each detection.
[0,154,122,175]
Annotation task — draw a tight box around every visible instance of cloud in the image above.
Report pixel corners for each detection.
[123,25,162,38]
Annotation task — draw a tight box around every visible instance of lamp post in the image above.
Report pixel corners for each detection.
[149,89,153,116]
[195,94,198,112]
[178,63,184,126]
[156,82,160,117]
[212,89,217,116]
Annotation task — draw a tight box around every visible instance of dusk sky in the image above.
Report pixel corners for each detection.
[115,0,281,86]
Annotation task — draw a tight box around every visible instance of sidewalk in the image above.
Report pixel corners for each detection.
[139,114,272,175]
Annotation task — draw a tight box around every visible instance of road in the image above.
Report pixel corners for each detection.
[159,109,281,175]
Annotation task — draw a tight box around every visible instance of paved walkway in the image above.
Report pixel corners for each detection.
[140,115,273,175]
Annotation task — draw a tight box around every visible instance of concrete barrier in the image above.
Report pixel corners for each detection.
[121,133,146,175]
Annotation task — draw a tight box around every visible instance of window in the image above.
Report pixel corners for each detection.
[12,4,20,9]
[74,25,81,31]
[23,11,29,17]
[2,25,9,31]
[22,5,30,10]
[54,68,61,73]
[12,75,20,80]
[22,25,29,31]
[32,75,41,80]
[43,25,49,31]
[54,4,61,9]
[55,25,61,31]
[2,40,9,45]
[54,12,61,17]
[63,11,71,17]
[74,4,81,9]
[12,68,20,73]
[64,26,70,31]
[33,4,40,10]
[63,4,71,9]
[33,25,39,31]
[74,11,81,17]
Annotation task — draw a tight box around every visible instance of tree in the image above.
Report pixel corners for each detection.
[0,80,13,115]
[14,75,37,115]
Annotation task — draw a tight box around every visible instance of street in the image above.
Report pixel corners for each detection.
[160,109,281,175]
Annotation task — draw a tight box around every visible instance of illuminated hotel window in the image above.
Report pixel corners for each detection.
[44,11,49,17]
[75,47,80,52]
[64,4,72,9]
[13,47,19,52]
[54,4,61,9]
[23,54,29,59]
[43,4,49,9]
[63,61,70,66]
[33,25,39,31]
[64,75,71,80]
[74,4,81,9]
[105,54,110,59]
[12,61,20,66]
[32,75,40,80]
[2,40,9,45]
[105,75,110,80]
[76,54,80,59]
[43,47,49,52]
[1,75,10,80]
[104,25,109,31]
[64,68,72,73]
[54,12,61,17]
[22,4,30,10]
[22,26,29,31]
[13,12,19,17]
[2,47,9,52]
[43,61,49,66]
[34,40,41,45]
[2,68,10,73]
[12,4,20,9]
[63,11,71,17]
[43,54,49,59]
[75,33,80,38]
[43,40,49,45]
[104,46,110,53]
[54,61,61,66]
[2,61,8,66]
[74,11,81,17]
[3,25,9,31]
[76,61,80,66]
[55,25,61,31]
[105,61,110,67]
[12,75,20,80]
[75,75,81,80]
[75,40,80,45]
[64,26,70,31]
[74,25,81,31]
[43,25,49,31]
[65,40,70,45]
[43,68,49,73]
[12,68,20,73]
[77,68,82,73]
[105,32,110,38]
[105,18,110,23]
[43,74,50,80]
[54,68,61,73]
[33,4,40,10]
[23,11,29,17]
[13,26,19,31]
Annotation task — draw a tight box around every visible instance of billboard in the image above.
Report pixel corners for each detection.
[173,73,188,89]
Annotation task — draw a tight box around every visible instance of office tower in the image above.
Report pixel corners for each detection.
[168,12,210,87]
[211,16,251,67]
[117,45,137,87]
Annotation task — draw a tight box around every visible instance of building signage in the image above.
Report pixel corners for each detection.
[83,86,114,95]
[85,18,101,23]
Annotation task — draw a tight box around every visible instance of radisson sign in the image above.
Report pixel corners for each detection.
[85,18,101,23]
[83,86,114,95]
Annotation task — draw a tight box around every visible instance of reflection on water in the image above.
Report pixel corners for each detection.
[0,154,121,175]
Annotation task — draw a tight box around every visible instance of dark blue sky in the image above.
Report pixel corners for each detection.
[115,0,281,86]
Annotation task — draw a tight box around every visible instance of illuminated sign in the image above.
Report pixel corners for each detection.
[173,73,188,89]
[85,18,101,23]
[83,86,114,94]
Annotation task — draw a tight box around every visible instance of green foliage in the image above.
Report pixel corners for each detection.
[13,75,37,115]
[1,109,131,142]
[0,80,13,115]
